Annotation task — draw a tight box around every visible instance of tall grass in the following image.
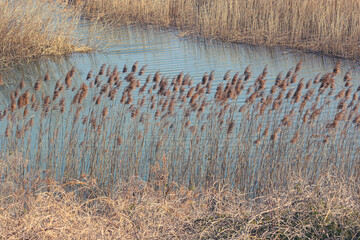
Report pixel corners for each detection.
[1,61,360,237]
[75,0,360,59]
[0,0,91,67]
[1,61,359,197]
[1,169,359,239]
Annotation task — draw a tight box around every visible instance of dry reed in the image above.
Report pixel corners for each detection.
[1,61,360,203]
[73,0,360,59]
[0,0,92,67]
[0,154,359,239]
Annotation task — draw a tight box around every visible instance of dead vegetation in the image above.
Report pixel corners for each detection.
[74,0,360,59]
[0,155,359,239]
[0,0,92,67]
[1,61,360,238]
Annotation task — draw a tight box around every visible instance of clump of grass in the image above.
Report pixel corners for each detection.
[75,0,360,59]
[0,0,92,67]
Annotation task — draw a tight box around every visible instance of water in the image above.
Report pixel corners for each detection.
[1,23,360,101]
[1,23,360,191]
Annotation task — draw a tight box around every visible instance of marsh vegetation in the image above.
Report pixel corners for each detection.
[1,61,360,191]
[77,0,360,59]
[1,62,360,238]
[2,1,360,238]
[0,0,92,67]
[1,170,359,239]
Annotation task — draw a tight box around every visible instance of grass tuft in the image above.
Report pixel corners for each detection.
[0,0,92,67]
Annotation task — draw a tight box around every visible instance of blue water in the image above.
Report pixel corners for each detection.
[1,23,360,104]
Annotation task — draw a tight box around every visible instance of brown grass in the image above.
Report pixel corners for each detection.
[74,0,360,59]
[1,154,359,239]
[0,0,92,67]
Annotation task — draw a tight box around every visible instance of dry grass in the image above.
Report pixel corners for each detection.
[0,0,92,67]
[0,153,359,239]
[74,0,360,59]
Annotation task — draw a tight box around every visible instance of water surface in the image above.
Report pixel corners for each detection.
[1,23,360,100]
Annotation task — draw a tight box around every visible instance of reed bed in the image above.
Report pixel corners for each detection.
[1,169,359,239]
[1,61,360,196]
[2,61,360,238]
[73,0,360,59]
[0,0,91,67]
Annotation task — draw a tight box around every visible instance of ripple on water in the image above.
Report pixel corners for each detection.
[1,23,360,103]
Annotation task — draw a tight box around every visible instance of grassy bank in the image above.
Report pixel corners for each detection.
[75,0,360,59]
[1,166,359,239]
[0,0,91,67]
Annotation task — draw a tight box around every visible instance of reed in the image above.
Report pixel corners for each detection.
[0,160,359,238]
[1,61,360,196]
[2,61,360,237]
[74,0,360,59]
[0,0,92,67]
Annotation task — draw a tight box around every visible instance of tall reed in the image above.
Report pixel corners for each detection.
[0,61,360,198]
[75,0,360,59]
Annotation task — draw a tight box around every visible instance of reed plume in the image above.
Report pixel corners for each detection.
[131,61,139,73]
[34,78,41,91]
